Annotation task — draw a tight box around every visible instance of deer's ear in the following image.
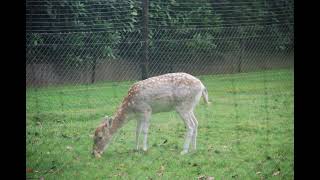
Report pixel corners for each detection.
[102,116,112,128]
[107,118,113,127]
[98,131,103,137]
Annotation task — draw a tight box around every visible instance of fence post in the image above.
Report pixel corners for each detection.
[91,58,96,84]
[141,0,149,80]
[238,27,244,73]
[238,39,242,73]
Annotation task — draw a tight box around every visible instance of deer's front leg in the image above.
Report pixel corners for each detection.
[141,110,151,152]
[136,119,143,150]
[142,120,150,151]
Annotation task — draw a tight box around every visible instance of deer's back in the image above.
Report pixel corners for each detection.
[126,73,204,113]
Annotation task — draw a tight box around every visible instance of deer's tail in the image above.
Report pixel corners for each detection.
[202,87,211,105]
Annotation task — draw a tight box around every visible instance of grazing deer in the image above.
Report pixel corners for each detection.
[92,72,210,158]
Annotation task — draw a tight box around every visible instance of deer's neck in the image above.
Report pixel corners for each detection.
[109,84,139,134]
[110,100,131,135]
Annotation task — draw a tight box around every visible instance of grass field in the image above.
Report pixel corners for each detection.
[26,69,294,179]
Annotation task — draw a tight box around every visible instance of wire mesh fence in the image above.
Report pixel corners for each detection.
[26,25,293,86]
[26,0,294,179]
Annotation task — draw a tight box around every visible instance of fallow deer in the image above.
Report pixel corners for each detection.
[92,72,210,158]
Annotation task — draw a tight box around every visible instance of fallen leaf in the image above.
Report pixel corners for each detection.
[197,175,214,180]
[113,172,128,177]
[36,121,43,127]
[232,174,238,178]
[62,134,71,138]
[159,139,168,146]
[266,156,272,160]
[26,168,33,173]
[66,146,73,151]
[117,163,125,170]
[157,165,165,176]
[256,171,262,175]
[272,171,280,176]
[74,156,80,161]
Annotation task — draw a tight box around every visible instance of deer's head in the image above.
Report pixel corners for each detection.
[92,116,113,158]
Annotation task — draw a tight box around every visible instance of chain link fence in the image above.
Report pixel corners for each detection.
[26,25,293,86]
[26,0,293,179]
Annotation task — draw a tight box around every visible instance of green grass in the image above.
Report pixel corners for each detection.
[26,69,294,179]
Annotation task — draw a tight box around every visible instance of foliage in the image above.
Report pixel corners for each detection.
[26,0,294,64]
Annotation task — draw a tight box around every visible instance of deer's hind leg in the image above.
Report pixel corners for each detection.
[176,108,196,155]
[190,111,198,151]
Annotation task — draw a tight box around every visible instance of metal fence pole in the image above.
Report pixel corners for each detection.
[91,58,97,84]
[238,27,244,73]
[141,0,149,80]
